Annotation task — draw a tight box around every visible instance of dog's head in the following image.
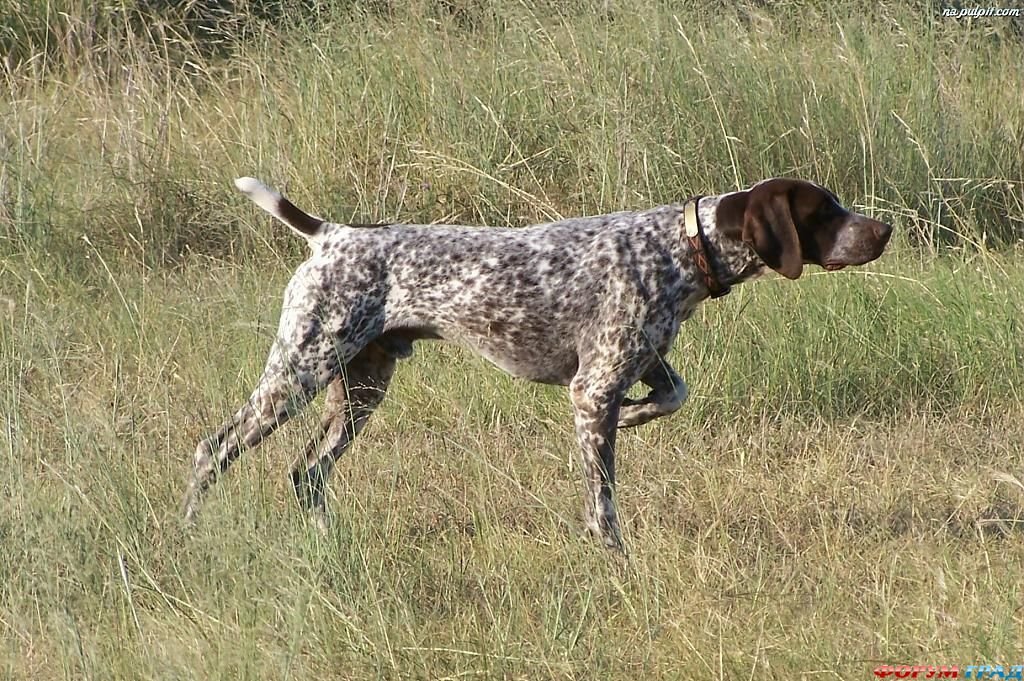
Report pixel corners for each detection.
[726,178,892,280]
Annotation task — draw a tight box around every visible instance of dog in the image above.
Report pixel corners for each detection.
[183,176,892,550]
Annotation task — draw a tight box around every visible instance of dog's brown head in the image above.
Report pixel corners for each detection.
[720,178,892,280]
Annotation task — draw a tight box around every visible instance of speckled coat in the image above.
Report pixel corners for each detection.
[183,176,892,551]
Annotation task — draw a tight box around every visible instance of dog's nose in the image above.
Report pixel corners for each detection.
[875,221,893,241]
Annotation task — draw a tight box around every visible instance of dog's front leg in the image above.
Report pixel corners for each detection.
[569,374,625,551]
[617,361,689,428]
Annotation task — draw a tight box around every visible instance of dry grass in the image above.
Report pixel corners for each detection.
[3,1,1023,267]
[2,257,1023,679]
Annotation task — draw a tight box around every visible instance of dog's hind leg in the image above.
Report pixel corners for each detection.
[183,332,342,524]
[290,341,397,530]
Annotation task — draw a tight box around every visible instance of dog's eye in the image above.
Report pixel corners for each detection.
[810,199,841,223]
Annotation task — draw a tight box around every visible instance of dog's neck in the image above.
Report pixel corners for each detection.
[691,192,766,292]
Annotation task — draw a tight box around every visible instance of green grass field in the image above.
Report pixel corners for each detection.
[2,1,1023,678]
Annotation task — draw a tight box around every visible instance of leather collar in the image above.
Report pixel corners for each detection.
[684,198,731,299]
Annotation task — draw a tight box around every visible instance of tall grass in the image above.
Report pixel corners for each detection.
[2,258,1024,679]
[2,1,1024,679]
[1,0,1022,269]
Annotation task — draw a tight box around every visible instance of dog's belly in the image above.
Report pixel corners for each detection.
[379,321,578,384]
[465,335,578,385]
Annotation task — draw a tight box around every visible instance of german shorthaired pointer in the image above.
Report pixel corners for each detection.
[183,177,891,550]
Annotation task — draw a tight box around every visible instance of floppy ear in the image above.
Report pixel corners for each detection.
[742,193,803,279]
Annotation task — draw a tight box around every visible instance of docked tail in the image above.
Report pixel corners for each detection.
[234,177,325,239]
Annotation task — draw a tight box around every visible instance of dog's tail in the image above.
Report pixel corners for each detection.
[234,177,325,240]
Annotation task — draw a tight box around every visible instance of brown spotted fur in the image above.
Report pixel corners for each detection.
[183,177,892,550]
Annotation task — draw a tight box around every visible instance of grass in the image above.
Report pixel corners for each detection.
[3,0,1023,265]
[2,1,1024,679]
[3,257,1024,679]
